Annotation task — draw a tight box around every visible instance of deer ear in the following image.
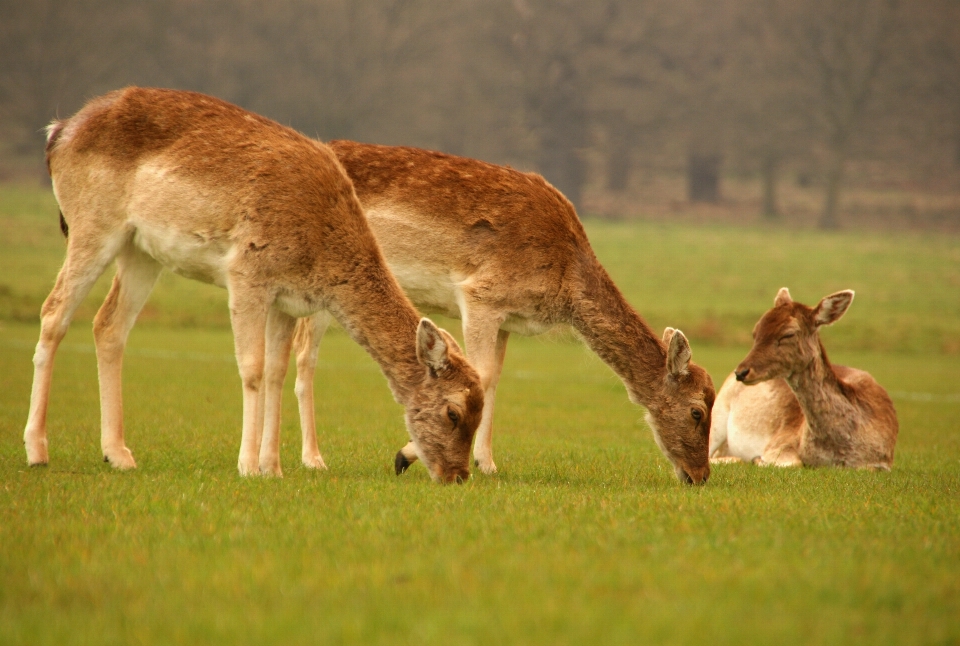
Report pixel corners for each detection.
[814,290,854,327]
[416,318,450,373]
[774,287,792,307]
[666,328,692,377]
[662,327,676,344]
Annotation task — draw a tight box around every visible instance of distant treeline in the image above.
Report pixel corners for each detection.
[1,0,958,226]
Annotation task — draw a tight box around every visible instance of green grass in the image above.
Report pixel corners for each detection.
[1,184,959,644]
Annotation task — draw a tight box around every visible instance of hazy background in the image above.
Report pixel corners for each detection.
[2,0,958,229]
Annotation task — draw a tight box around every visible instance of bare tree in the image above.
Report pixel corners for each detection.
[493,0,598,211]
[775,0,900,228]
[592,1,680,194]
[730,0,817,218]
[916,0,960,170]
[0,0,953,228]
[0,0,172,174]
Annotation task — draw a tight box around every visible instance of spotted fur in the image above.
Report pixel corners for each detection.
[290,141,716,484]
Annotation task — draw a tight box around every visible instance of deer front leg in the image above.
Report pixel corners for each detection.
[293,312,332,469]
[257,306,297,477]
[460,308,509,475]
[710,456,745,464]
[229,289,270,477]
[93,245,162,469]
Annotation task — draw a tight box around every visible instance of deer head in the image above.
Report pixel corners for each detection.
[644,328,715,485]
[406,318,484,483]
[735,288,854,385]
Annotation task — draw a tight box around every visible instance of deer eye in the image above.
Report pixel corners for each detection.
[691,409,702,422]
[447,409,460,426]
[778,332,796,345]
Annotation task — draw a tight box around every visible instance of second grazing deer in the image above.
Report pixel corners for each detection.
[288,142,715,484]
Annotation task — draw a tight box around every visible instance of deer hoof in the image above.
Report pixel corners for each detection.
[259,461,283,478]
[302,454,328,470]
[474,458,498,475]
[104,447,137,470]
[237,460,260,477]
[25,437,49,466]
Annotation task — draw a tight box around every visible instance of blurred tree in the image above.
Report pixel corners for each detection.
[0,0,955,226]
[731,0,818,219]
[663,0,739,204]
[774,0,900,228]
[918,0,960,170]
[0,0,182,173]
[492,0,597,212]
[591,1,675,195]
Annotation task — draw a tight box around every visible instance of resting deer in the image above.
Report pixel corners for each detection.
[23,87,483,482]
[709,288,898,470]
[289,142,715,484]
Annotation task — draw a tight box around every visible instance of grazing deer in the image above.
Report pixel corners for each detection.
[23,88,483,482]
[289,142,715,484]
[709,288,898,470]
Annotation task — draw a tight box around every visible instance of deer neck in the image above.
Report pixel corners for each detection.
[785,339,856,446]
[327,266,425,405]
[569,262,667,406]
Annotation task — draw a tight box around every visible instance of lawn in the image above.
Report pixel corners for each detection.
[0,184,958,645]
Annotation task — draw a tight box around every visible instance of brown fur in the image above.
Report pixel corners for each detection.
[709,288,898,470]
[290,141,715,484]
[23,88,483,482]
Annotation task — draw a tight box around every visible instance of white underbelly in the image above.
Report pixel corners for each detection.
[274,292,325,318]
[389,261,461,319]
[724,411,772,461]
[501,315,555,336]
[388,262,555,337]
[127,160,234,287]
[132,223,233,287]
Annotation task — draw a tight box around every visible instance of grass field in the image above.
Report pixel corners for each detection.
[1,184,959,644]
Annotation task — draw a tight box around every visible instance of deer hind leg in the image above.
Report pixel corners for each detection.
[293,312,332,470]
[24,229,128,466]
[257,306,297,477]
[708,393,731,459]
[93,244,162,469]
[708,401,736,463]
[468,323,510,475]
[758,431,803,467]
[228,287,271,476]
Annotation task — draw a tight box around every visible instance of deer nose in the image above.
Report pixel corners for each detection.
[680,466,710,485]
[444,466,471,484]
[735,367,751,382]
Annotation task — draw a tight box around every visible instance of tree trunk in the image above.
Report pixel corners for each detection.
[819,149,846,229]
[955,115,960,167]
[688,153,721,203]
[761,151,779,219]
[539,135,586,214]
[537,96,587,215]
[606,114,631,192]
